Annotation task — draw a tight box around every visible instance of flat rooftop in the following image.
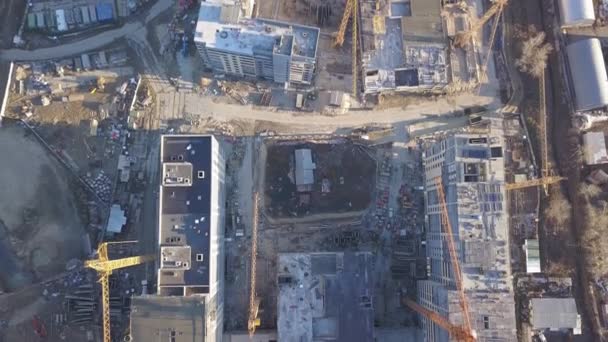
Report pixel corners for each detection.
[130,296,205,342]
[194,2,319,59]
[362,0,448,91]
[425,117,517,339]
[158,135,212,295]
[277,252,374,342]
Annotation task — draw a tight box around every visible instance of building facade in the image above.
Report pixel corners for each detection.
[194,0,319,87]
[418,122,517,341]
[158,135,226,342]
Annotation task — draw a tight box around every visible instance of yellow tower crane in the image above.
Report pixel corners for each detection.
[85,242,155,342]
[334,0,359,98]
[454,0,508,49]
[248,193,261,337]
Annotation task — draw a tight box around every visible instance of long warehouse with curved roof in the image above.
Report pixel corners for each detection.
[566,38,608,112]
[558,0,595,27]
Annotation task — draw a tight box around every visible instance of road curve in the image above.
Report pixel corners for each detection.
[0,0,171,62]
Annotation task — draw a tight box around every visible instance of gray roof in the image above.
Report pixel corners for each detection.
[294,149,315,186]
[558,0,595,27]
[159,135,212,294]
[530,298,580,330]
[194,1,319,59]
[566,38,608,112]
[130,296,205,342]
[583,132,608,165]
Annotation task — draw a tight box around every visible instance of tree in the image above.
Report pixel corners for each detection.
[579,183,602,200]
[516,27,553,79]
[544,190,571,226]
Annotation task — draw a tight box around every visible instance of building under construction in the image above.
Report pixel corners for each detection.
[277,252,374,341]
[153,135,226,342]
[418,119,517,341]
[360,0,482,94]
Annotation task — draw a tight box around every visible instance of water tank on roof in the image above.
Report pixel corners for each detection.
[220,31,228,39]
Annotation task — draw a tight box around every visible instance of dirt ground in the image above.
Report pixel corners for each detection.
[264,140,376,218]
[0,125,85,292]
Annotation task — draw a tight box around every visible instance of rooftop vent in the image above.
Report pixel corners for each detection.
[301,31,308,38]
[220,31,228,39]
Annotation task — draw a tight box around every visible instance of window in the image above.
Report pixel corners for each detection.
[198,170,205,179]
[197,254,204,261]
[483,316,490,329]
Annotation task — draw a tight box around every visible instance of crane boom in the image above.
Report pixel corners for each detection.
[434,177,474,337]
[454,0,508,48]
[334,0,354,47]
[403,298,475,341]
[333,0,359,99]
[85,242,154,342]
[505,175,565,190]
[351,0,358,98]
[248,193,261,336]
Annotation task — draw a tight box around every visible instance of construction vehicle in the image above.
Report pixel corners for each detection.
[85,242,154,342]
[248,193,261,337]
[333,0,358,98]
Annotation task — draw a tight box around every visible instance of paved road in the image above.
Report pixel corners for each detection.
[0,0,172,62]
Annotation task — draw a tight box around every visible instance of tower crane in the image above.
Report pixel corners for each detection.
[85,242,155,342]
[403,298,475,341]
[248,193,261,337]
[334,0,359,98]
[434,177,475,339]
[454,0,508,49]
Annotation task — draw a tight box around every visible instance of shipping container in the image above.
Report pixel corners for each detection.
[65,7,74,25]
[35,12,45,28]
[27,13,36,29]
[45,10,56,29]
[88,5,97,22]
[81,6,90,25]
[81,54,91,70]
[56,9,68,31]
[73,57,82,71]
[72,7,82,25]
[96,3,114,22]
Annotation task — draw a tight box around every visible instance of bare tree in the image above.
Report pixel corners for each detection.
[579,183,602,200]
[581,202,608,277]
[516,27,553,79]
[544,190,571,226]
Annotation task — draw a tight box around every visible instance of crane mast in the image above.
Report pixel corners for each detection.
[85,242,154,342]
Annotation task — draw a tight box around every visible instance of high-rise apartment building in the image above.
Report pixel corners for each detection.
[193,0,319,87]
[157,135,226,342]
[418,120,517,341]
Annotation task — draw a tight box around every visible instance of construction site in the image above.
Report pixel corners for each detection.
[4,0,608,340]
[264,140,376,218]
